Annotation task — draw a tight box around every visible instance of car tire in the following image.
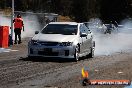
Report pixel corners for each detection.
[89,41,95,58]
[89,47,94,58]
[28,56,33,59]
[28,56,38,59]
[73,46,80,62]
[28,56,39,60]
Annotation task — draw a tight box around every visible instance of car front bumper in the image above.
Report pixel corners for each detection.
[28,45,76,58]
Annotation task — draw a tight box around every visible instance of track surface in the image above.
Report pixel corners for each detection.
[0,39,132,88]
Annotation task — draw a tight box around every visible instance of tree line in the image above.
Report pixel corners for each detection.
[0,0,132,22]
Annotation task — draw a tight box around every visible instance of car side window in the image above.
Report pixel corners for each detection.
[80,24,87,34]
[83,24,89,34]
[83,24,91,34]
[85,24,92,34]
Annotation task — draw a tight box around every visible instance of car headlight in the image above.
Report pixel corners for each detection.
[59,42,73,46]
[30,40,38,45]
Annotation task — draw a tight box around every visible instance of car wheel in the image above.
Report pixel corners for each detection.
[73,46,80,62]
[89,47,94,58]
[28,56,33,59]
[28,56,39,60]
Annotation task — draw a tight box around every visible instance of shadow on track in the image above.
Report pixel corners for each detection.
[19,56,75,63]
[19,56,91,63]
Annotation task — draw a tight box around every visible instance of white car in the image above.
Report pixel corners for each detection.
[28,22,95,61]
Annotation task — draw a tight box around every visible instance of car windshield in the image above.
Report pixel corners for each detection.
[41,24,78,35]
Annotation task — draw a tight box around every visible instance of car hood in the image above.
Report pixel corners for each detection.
[32,33,78,42]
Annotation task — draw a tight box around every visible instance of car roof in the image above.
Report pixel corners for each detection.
[49,22,79,25]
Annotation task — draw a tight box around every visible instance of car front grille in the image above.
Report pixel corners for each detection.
[38,48,58,56]
[38,51,58,56]
[30,48,33,54]
[65,50,69,56]
[39,42,59,46]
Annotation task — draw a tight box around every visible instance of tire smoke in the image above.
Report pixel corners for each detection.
[89,18,132,56]
[1,14,132,56]
[0,13,41,39]
[22,14,41,38]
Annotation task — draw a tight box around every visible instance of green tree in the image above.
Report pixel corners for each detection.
[0,0,7,9]
[72,0,98,22]
[100,0,129,22]
[1,0,132,22]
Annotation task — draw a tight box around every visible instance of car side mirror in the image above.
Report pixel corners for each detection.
[35,31,39,34]
[80,33,87,37]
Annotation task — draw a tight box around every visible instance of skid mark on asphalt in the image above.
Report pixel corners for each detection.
[0,48,19,53]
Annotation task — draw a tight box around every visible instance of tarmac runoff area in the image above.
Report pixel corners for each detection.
[0,48,19,53]
[0,39,132,88]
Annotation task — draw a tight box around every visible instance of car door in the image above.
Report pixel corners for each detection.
[85,25,93,53]
[83,24,92,53]
[79,24,88,54]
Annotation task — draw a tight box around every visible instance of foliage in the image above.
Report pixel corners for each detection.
[0,0,132,22]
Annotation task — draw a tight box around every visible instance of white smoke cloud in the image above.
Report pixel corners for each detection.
[0,14,11,32]
[22,14,41,38]
[0,12,41,40]
[89,18,132,56]
[1,14,132,56]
